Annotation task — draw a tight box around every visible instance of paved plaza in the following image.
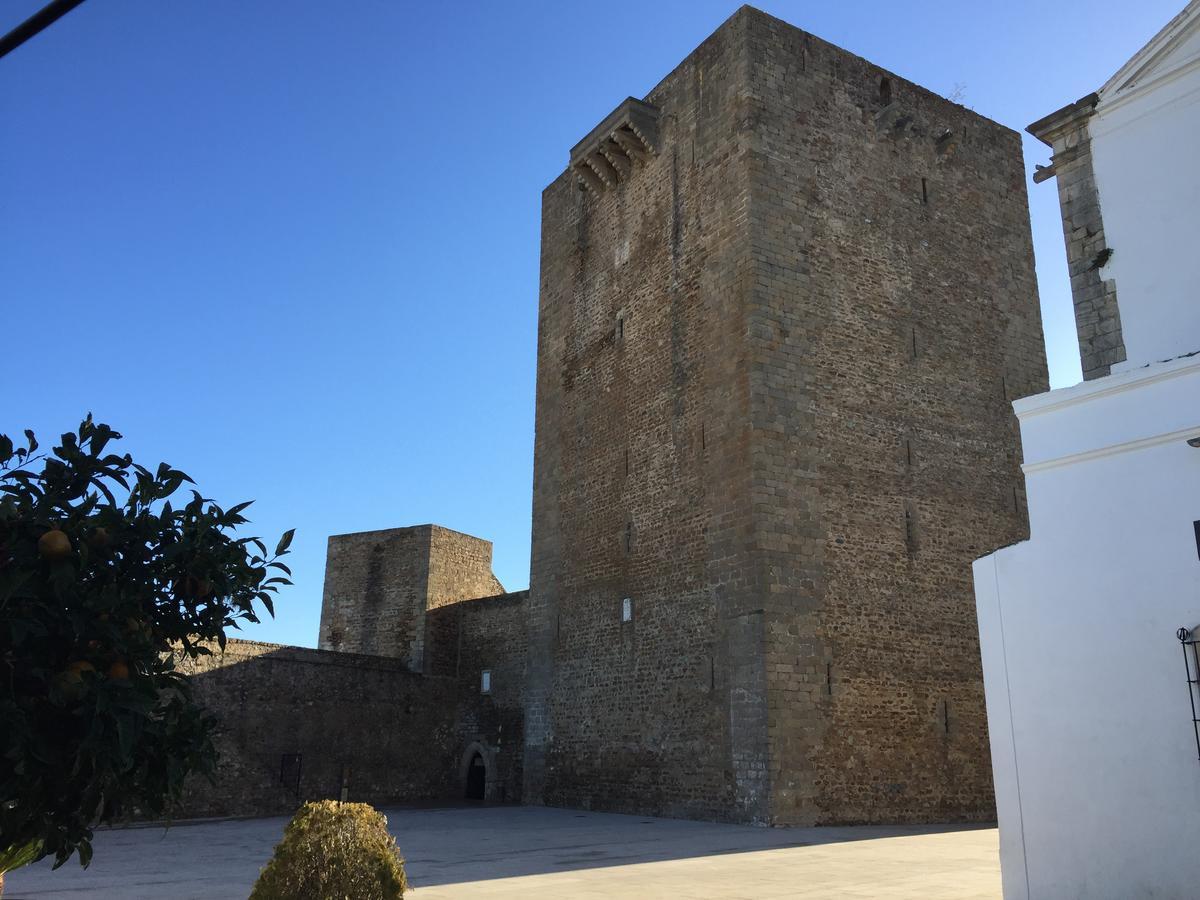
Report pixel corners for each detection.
[6,806,1002,899]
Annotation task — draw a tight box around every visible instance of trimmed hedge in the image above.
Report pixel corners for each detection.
[251,801,407,900]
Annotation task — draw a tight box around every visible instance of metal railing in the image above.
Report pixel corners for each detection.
[1177,627,1200,761]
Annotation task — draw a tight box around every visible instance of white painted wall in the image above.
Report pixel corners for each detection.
[975,356,1200,899]
[1091,22,1200,371]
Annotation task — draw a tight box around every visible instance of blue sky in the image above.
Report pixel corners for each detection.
[2,0,1182,646]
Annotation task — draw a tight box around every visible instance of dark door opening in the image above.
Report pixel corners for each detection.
[465,752,486,801]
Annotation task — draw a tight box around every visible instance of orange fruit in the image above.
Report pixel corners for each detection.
[108,660,130,681]
[53,670,85,701]
[87,528,112,550]
[180,575,213,598]
[124,617,154,641]
[38,530,72,561]
[67,660,95,675]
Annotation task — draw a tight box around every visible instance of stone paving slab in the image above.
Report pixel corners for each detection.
[5,806,1001,899]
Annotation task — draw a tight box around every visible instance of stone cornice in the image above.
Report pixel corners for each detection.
[1026,92,1099,146]
[569,97,661,193]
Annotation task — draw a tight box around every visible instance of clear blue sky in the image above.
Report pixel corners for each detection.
[2,0,1181,647]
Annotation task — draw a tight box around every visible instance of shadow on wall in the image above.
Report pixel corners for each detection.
[171,639,520,820]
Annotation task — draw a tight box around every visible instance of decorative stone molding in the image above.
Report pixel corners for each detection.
[569,97,660,193]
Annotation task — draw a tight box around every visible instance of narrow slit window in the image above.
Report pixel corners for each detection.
[480,669,492,694]
[622,597,633,623]
[904,501,919,555]
[879,76,892,106]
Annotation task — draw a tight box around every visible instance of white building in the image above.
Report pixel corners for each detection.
[973,2,1200,898]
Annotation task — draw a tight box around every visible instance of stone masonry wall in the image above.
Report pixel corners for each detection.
[318,525,503,671]
[318,527,430,665]
[526,9,764,821]
[1029,98,1125,380]
[526,6,1047,825]
[427,526,505,610]
[743,11,1047,824]
[427,591,529,802]
[174,639,461,819]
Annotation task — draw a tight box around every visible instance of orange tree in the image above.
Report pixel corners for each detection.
[0,417,292,876]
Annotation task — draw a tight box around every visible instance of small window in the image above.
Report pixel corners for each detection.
[622,597,633,623]
[480,669,491,694]
[879,76,892,106]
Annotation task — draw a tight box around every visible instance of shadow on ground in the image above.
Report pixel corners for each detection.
[392,806,993,886]
[4,805,1000,900]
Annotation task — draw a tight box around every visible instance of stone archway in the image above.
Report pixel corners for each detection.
[459,741,493,802]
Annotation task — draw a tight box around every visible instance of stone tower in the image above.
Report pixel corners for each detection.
[524,6,1048,825]
[318,525,504,672]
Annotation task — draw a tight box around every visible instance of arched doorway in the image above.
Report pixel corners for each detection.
[465,751,486,801]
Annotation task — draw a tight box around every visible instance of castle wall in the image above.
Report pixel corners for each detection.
[174,639,461,819]
[427,525,505,610]
[526,6,1047,825]
[318,525,503,670]
[317,527,432,665]
[743,14,1047,824]
[427,591,529,802]
[526,11,763,821]
[177,581,529,819]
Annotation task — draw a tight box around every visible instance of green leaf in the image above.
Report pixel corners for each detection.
[274,529,295,555]
[2,416,290,869]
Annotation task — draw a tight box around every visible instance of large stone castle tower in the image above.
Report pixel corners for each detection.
[523,6,1048,825]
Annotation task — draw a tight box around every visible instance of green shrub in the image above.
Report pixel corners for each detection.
[250,801,407,900]
[1,418,292,873]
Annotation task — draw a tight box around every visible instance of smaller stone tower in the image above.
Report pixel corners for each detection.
[318,524,504,671]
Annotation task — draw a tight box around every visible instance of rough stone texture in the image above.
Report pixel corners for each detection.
[175,523,527,819]
[428,525,506,609]
[1028,96,1125,380]
[318,524,503,670]
[525,6,1047,826]
[177,579,529,819]
[428,590,529,802]
[175,639,461,818]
